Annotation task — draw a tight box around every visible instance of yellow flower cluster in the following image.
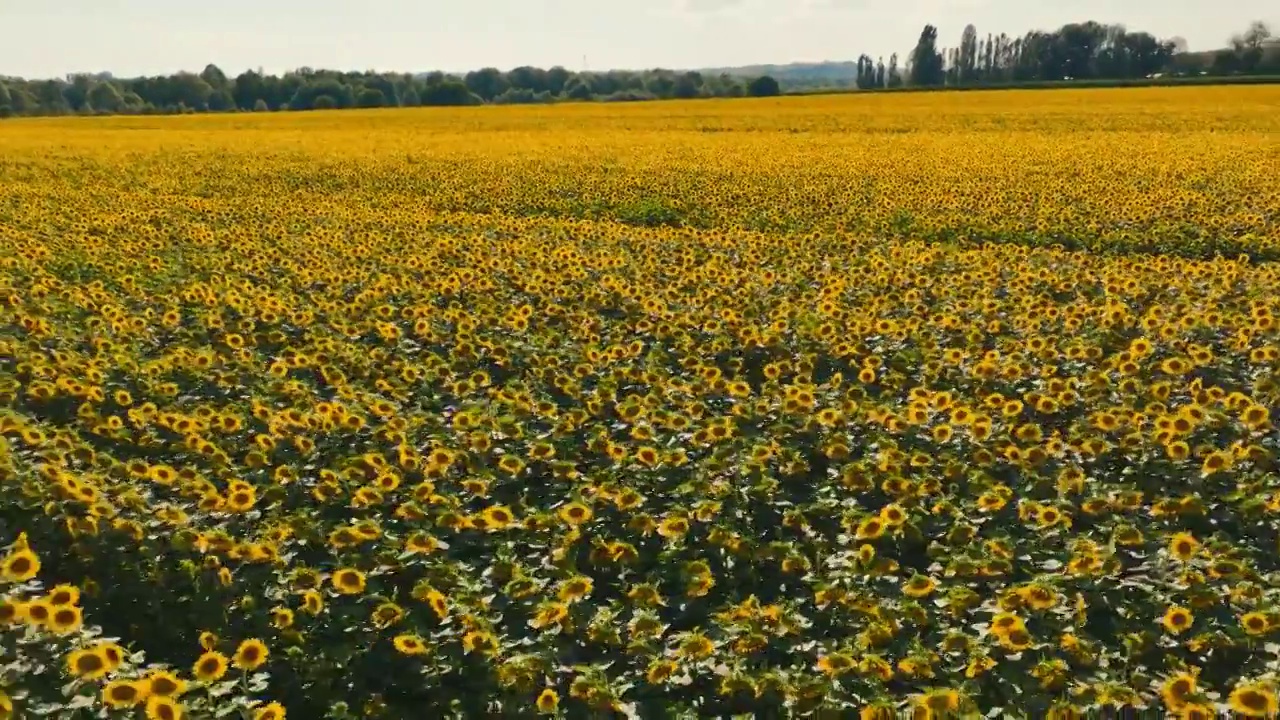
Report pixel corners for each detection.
[1,85,1277,257]
[1,85,1279,718]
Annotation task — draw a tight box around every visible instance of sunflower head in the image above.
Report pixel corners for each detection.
[1,548,41,582]
[192,651,229,682]
[66,648,110,680]
[233,639,269,670]
[146,671,187,698]
[102,680,148,709]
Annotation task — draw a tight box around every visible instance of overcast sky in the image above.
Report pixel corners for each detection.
[1,0,1273,79]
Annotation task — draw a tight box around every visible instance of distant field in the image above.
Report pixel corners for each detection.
[3,85,1278,256]
[2,86,1280,719]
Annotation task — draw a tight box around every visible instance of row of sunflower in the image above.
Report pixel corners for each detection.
[0,85,1277,258]
[1,533,281,720]
[0,86,1279,718]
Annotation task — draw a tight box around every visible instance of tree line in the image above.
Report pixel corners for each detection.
[0,64,783,117]
[0,20,1274,118]
[905,20,1276,87]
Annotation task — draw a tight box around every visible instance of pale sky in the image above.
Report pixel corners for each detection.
[1,0,1273,80]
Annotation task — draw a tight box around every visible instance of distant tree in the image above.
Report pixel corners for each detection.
[86,81,125,113]
[0,82,11,113]
[909,25,945,86]
[644,71,676,97]
[63,74,95,112]
[420,80,480,106]
[959,24,979,83]
[361,75,401,106]
[563,75,595,101]
[253,98,270,112]
[170,72,215,110]
[855,55,873,89]
[207,87,235,111]
[289,78,354,110]
[464,67,507,101]
[312,95,337,110]
[507,66,548,93]
[232,70,265,110]
[8,86,36,114]
[200,63,229,90]
[673,71,702,99]
[887,53,904,88]
[35,80,71,114]
[400,87,421,106]
[546,66,572,95]
[357,87,386,107]
[745,75,780,97]
[1238,21,1273,71]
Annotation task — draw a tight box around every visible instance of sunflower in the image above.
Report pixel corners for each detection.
[1242,611,1271,636]
[990,612,1025,637]
[233,638,269,670]
[903,575,938,598]
[816,652,855,676]
[1229,683,1279,717]
[481,504,515,530]
[1168,532,1200,562]
[530,602,570,630]
[1178,703,1216,720]
[23,599,51,626]
[192,651,229,682]
[536,688,559,714]
[393,634,429,656]
[677,633,715,660]
[498,455,525,475]
[301,590,324,614]
[48,604,83,634]
[404,532,439,554]
[462,630,497,655]
[0,548,40,582]
[860,704,895,720]
[331,568,367,595]
[146,670,187,697]
[372,602,404,628]
[855,516,886,540]
[254,702,287,720]
[98,642,126,670]
[1161,606,1194,635]
[917,689,961,713]
[1161,672,1197,710]
[558,502,593,526]
[657,516,690,538]
[272,607,295,629]
[102,680,148,709]
[1242,404,1271,429]
[557,575,594,603]
[66,647,111,680]
[1019,584,1057,611]
[997,628,1033,651]
[0,598,24,626]
[145,695,184,720]
[879,503,907,526]
[46,583,81,606]
[646,659,678,683]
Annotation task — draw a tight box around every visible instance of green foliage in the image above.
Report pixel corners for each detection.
[746,75,781,97]
[909,25,945,86]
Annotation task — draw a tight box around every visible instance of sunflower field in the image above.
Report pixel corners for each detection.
[2,85,1280,720]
